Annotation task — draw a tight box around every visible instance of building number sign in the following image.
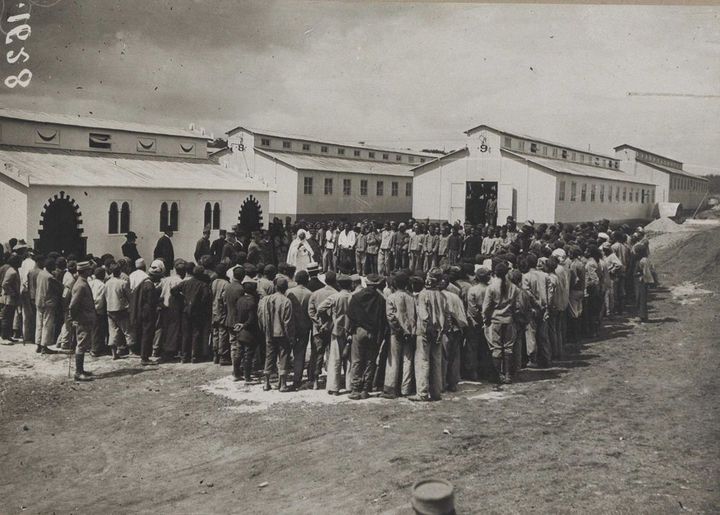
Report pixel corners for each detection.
[479,135,489,153]
[4,2,32,88]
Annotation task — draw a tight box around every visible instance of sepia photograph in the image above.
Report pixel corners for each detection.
[0,1,718,513]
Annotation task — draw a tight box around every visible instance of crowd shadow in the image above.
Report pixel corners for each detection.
[92,367,155,380]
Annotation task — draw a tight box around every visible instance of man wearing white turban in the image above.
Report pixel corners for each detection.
[286,229,314,272]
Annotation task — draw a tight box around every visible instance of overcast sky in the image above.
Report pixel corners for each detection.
[1,0,718,175]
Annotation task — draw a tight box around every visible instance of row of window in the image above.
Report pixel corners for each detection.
[637,151,680,170]
[303,177,412,197]
[108,201,193,234]
[502,136,620,170]
[671,175,705,192]
[259,137,426,164]
[558,181,655,204]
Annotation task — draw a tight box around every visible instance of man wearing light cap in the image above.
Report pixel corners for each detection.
[69,262,96,381]
[464,266,492,381]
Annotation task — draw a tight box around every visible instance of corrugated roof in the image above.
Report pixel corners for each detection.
[410,147,467,172]
[637,159,708,181]
[467,124,618,161]
[227,125,437,158]
[256,149,415,177]
[503,150,656,186]
[0,145,272,191]
[0,108,208,139]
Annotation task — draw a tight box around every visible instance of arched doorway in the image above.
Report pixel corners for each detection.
[35,191,87,257]
[238,195,263,234]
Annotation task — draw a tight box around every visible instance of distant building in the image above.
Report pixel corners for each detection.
[221,126,436,222]
[0,109,270,260]
[412,124,657,225]
[614,144,708,212]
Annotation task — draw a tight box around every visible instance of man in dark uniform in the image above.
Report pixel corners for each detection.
[210,229,228,263]
[194,226,211,263]
[153,230,175,271]
[122,232,141,265]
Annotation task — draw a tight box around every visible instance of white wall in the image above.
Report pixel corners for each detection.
[254,153,298,220]
[27,185,269,261]
[0,174,28,245]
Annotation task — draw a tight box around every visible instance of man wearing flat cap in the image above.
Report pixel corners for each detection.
[69,262,96,381]
[194,226,211,263]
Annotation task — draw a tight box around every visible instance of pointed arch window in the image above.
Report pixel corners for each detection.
[212,202,221,230]
[169,202,179,231]
[108,202,119,234]
[120,202,131,233]
[204,202,212,228]
[160,202,169,231]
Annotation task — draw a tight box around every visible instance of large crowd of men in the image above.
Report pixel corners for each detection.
[0,215,656,400]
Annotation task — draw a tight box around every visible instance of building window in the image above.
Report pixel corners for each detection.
[571,152,576,160]
[120,202,130,233]
[562,149,568,159]
[542,146,547,156]
[320,146,328,153]
[518,141,525,151]
[641,188,645,203]
[203,202,221,230]
[581,184,587,202]
[615,187,619,202]
[304,177,313,195]
[420,158,426,163]
[552,148,558,158]
[89,133,112,150]
[504,136,512,147]
[396,154,402,161]
[160,202,179,232]
[354,150,360,157]
[635,190,639,202]
[302,143,310,151]
[570,182,577,201]
[360,179,368,196]
[376,181,384,196]
[382,153,389,160]
[600,185,605,202]
[559,181,566,201]
[338,148,345,156]
[369,152,376,159]
[530,143,538,153]
[590,184,596,202]
[261,138,270,146]
[608,186,613,203]
[623,187,627,201]
[651,190,655,203]
[343,179,351,196]
[409,156,415,163]
[391,181,399,196]
[406,182,412,196]
[282,141,291,149]
[324,178,333,195]
[108,202,119,234]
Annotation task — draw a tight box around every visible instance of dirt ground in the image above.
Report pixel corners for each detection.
[1,224,719,514]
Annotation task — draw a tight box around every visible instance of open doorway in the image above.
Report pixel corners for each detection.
[35,191,87,257]
[466,181,498,226]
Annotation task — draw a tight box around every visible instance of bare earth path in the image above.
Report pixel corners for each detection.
[1,227,719,514]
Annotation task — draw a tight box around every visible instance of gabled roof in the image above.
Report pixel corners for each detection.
[256,149,415,177]
[639,160,708,181]
[613,143,682,164]
[503,150,655,186]
[226,125,436,158]
[466,123,617,161]
[410,147,468,173]
[0,145,272,191]
[0,108,209,140]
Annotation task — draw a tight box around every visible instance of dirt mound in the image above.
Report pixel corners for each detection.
[654,226,720,289]
[644,217,684,233]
